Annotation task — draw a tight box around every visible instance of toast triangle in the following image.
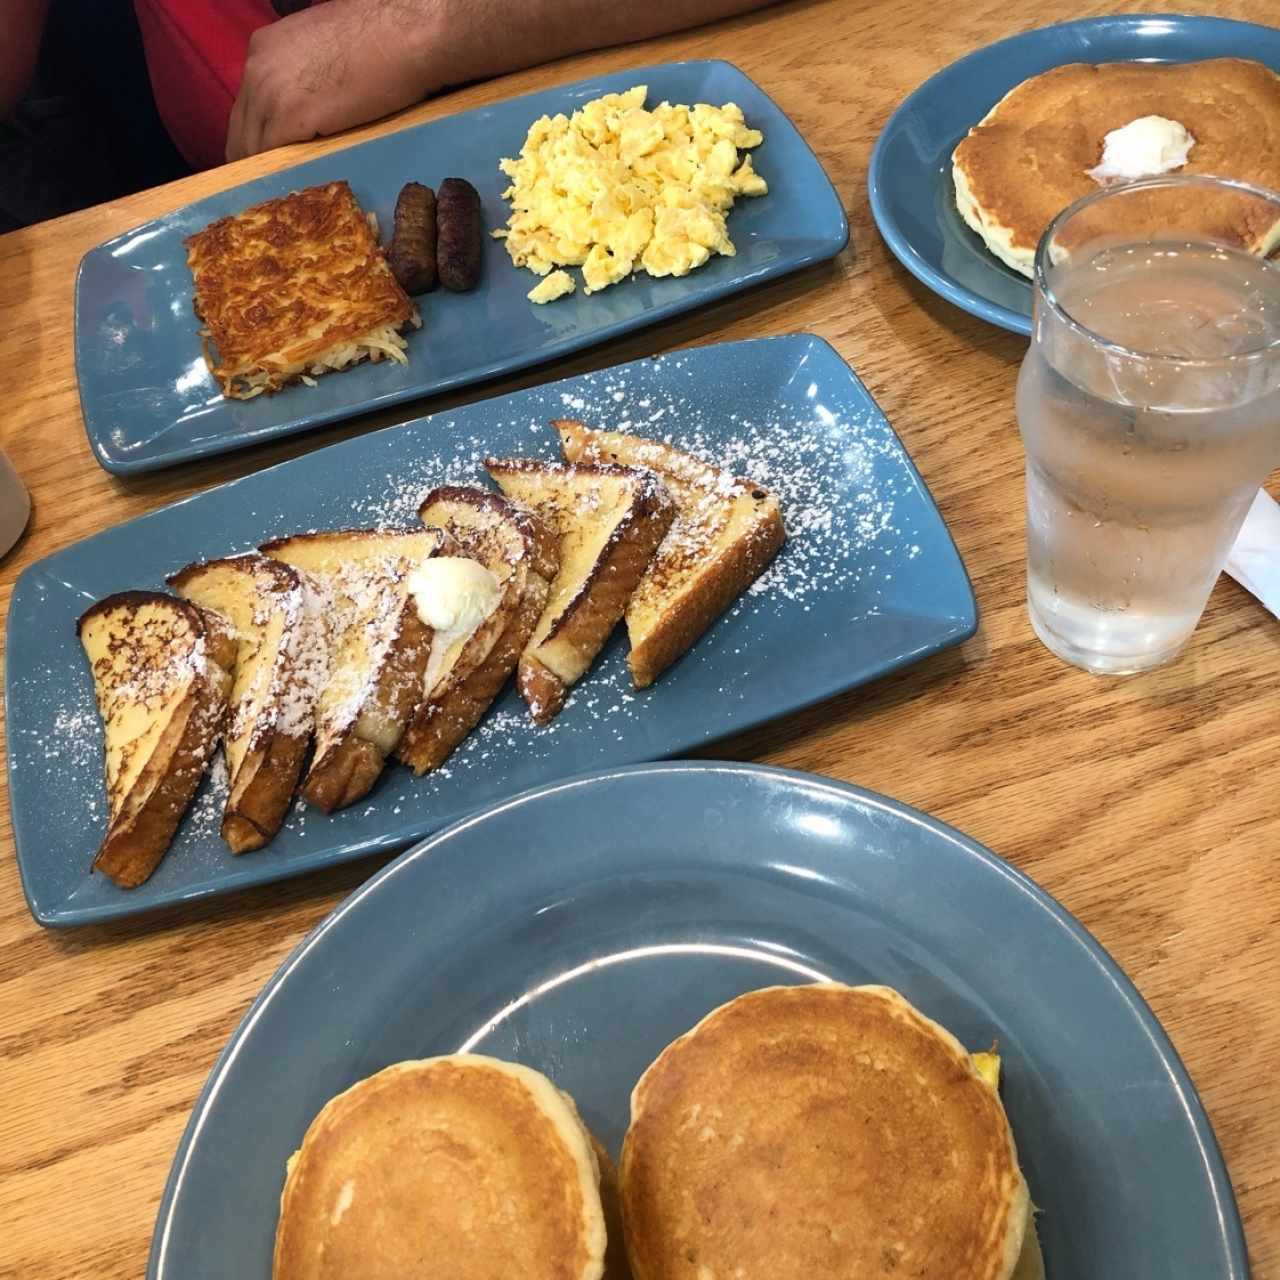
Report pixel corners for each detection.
[169,553,326,851]
[487,458,674,721]
[77,591,235,887]
[555,419,784,688]
[261,527,448,811]
[397,486,559,771]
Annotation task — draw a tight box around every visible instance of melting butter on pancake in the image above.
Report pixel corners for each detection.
[1087,115,1195,184]
[952,58,1280,277]
[273,1055,608,1280]
[621,983,1036,1280]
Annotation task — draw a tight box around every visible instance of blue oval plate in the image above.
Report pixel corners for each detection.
[7,334,976,927]
[147,762,1247,1279]
[75,59,846,475]
[868,14,1280,336]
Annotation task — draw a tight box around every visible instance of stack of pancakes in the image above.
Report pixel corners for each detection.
[274,984,1040,1279]
[952,57,1280,277]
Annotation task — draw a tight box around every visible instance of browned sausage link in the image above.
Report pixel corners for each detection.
[436,178,482,292]
[388,182,437,294]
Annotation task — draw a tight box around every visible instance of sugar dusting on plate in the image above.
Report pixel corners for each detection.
[12,702,105,824]
[183,752,230,842]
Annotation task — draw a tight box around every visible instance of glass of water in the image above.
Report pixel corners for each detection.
[1017,174,1280,674]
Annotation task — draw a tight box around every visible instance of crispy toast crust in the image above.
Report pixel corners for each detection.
[168,554,319,852]
[75,589,216,637]
[487,458,674,723]
[414,489,541,694]
[78,591,234,888]
[487,460,674,651]
[298,735,386,813]
[91,694,217,888]
[419,485,561,580]
[260,528,445,812]
[397,486,558,773]
[218,730,310,851]
[626,517,783,686]
[554,419,784,688]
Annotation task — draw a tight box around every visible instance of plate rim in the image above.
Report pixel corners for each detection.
[74,57,850,475]
[9,332,977,928]
[867,11,1280,337]
[146,758,1250,1280]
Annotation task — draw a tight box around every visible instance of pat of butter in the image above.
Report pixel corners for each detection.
[408,557,500,646]
[971,1051,1001,1091]
[1088,115,1195,184]
[528,270,576,304]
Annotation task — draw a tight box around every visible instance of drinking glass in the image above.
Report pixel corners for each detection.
[1017,174,1280,674]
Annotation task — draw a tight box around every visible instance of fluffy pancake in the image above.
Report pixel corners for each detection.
[953,58,1280,276]
[274,1055,608,1280]
[621,984,1031,1280]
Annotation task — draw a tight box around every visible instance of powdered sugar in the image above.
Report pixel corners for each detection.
[344,446,496,530]
[311,559,407,750]
[549,372,908,611]
[91,609,212,715]
[329,367,906,617]
[181,556,331,755]
[276,573,331,739]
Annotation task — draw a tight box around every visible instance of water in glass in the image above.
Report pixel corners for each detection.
[1018,238,1280,673]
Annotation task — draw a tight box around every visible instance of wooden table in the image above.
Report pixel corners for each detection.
[2,1,1277,1274]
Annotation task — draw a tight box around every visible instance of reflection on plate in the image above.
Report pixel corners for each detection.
[868,14,1280,335]
[148,762,1248,1280]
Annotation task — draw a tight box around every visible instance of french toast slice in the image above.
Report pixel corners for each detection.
[396,487,559,772]
[486,458,674,722]
[169,554,326,853]
[261,528,448,811]
[77,591,235,888]
[555,418,784,688]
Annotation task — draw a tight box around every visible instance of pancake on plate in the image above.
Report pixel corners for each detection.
[952,58,1280,276]
[273,1054,609,1280]
[620,983,1041,1280]
[185,180,416,400]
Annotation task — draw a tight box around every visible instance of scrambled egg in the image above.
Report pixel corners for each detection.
[527,269,577,304]
[495,85,767,298]
[972,1051,1001,1091]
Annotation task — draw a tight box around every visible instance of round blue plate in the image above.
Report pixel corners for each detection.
[868,14,1280,336]
[148,762,1248,1279]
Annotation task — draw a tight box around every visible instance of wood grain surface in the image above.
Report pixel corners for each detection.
[2,1,1278,1275]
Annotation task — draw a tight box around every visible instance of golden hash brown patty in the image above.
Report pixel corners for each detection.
[185,180,414,399]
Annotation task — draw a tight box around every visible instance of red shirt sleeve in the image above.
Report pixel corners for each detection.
[134,0,278,170]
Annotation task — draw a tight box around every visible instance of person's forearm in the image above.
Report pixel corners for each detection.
[402,0,775,95]
[226,0,775,161]
[0,0,50,117]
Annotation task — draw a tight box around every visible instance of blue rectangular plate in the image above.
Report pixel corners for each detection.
[7,335,976,927]
[74,60,847,475]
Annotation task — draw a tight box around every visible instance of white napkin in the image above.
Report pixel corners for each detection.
[1225,489,1280,619]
